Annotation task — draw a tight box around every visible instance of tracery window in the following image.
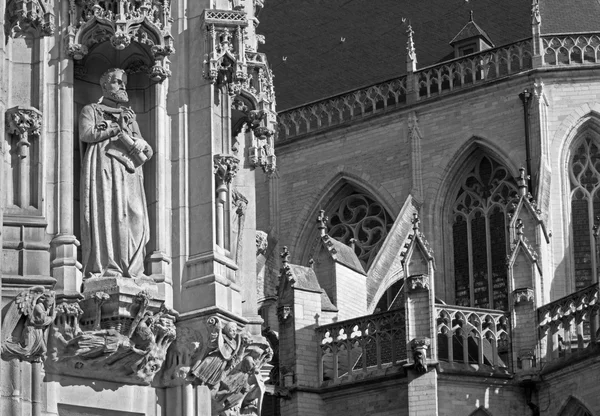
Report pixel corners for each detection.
[569,136,600,289]
[452,156,517,310]
[328,192,392,270]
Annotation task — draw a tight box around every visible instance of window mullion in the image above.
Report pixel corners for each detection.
[485,209,494,309]
[467,213,475,306]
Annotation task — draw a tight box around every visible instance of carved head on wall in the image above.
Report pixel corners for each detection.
[100,68,129,103]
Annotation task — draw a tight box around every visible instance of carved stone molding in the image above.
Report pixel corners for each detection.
[65,0,174,81]
[512,288,534,305]
[5,0,55,38]
[214,154,240,184]
[406,274,430,292]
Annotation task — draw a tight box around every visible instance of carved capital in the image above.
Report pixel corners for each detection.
[214,154,240,184]
[6,106,42,158]
[512,288,534,305]
[6,0,55,38]
[67,43,89,60]
[406,274,430,291]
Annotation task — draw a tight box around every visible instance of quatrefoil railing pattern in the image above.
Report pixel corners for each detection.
[316,309,406,385]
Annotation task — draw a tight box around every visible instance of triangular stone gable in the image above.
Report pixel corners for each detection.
[450,15,494,47]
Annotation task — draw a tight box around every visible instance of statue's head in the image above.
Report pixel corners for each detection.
[100,68,128,103]
[224,322,237,339]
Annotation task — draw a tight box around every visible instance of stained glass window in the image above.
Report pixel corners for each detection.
[569,137,600,289]
[452,156,517,310]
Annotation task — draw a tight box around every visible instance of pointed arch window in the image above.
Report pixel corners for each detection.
[452,156,517,310]
[328,192,392,270]
[569,136,600,289]
[559,397,593,416]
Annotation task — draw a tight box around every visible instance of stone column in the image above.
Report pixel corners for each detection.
[146,80,173,305]
[50,0,81,293]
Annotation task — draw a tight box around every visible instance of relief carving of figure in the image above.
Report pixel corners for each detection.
[79,68,153,279]
[1,287,56,362]
[189,319,245,388]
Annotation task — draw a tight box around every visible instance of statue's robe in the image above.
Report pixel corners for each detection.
[79,102,150,279]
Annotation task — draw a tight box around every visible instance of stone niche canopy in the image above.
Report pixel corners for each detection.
[67,0,174,82]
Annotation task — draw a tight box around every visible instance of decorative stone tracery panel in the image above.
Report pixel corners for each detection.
[327,192,392,270]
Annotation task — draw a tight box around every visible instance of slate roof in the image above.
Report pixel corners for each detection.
[321,235,366,275]
[288,264,338,312]
[539,0,600,34]
[258,0,532,111]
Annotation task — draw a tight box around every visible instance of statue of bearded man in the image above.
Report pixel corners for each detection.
[79,68,153,279]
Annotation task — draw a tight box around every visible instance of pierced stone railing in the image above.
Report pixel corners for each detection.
[538,283,599,364]
[416,39,533,99]
[316,308,406,385]
[436,304,510,369]
[277,77,407,140]
[542,34,600,65]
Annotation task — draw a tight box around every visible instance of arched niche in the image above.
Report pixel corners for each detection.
[72,40,163,272]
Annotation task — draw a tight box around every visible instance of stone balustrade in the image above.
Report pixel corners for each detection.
[277,77,407,140]
[542,33,600,65]
[316,308,406,385]
[278,33,600,141]
[538,283,599,364]
[416,39,533,99]
[436,304,510,369]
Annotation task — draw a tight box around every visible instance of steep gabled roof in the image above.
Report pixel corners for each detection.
[449,13,494,47]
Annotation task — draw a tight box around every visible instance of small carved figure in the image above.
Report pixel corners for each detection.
[1,287,56,362]
[190,319,244,388]
[79,68,153,280]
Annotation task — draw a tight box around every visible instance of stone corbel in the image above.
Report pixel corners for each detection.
[214,154,240,184]
[5,0,55,38]
[1,287,56,363]
[512,288,535,305]
[406,274,430,292]
[46,287,178,385]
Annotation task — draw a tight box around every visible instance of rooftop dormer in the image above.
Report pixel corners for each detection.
[450,11,495,58]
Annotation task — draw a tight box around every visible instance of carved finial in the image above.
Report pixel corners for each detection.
[308,258,315,269]
[281,246,290,264]
[404,20,417,71]
[316,210,329,237]
[469,10,474,22]
[412,212,420,232]
[532,0,541,25]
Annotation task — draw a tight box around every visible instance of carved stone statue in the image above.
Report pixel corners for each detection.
[79,68,153,279]
[1,287,56,362]
[189,318,245,388]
